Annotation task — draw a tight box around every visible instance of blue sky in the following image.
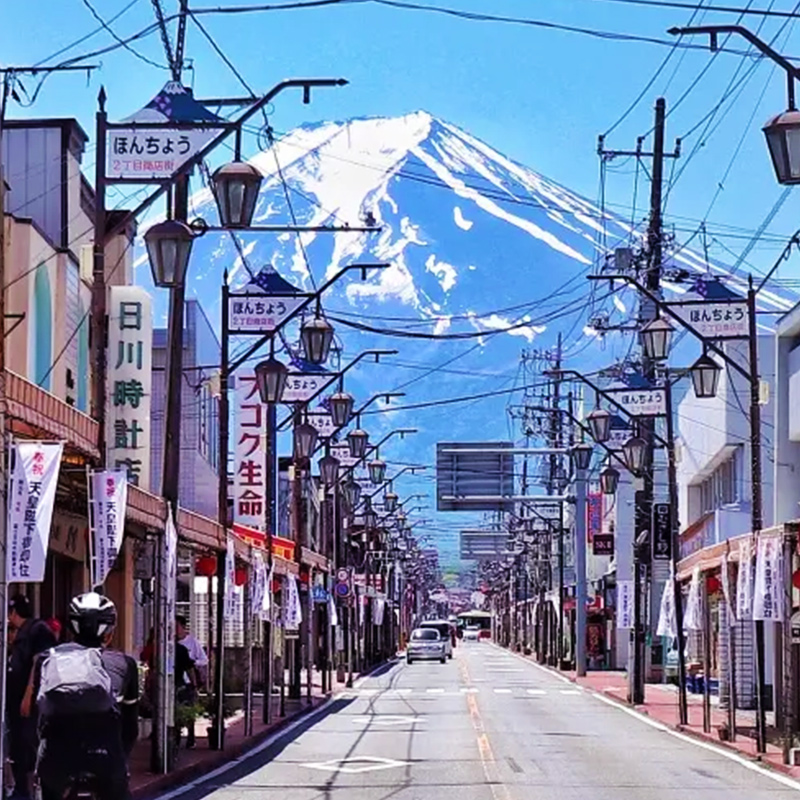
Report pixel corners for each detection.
[4,0,800,287]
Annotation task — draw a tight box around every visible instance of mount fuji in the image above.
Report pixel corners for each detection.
[136,111,800,567]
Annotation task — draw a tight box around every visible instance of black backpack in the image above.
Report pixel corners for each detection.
[37,646,117,719]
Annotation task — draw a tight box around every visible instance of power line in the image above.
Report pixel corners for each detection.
[585,0,800,17]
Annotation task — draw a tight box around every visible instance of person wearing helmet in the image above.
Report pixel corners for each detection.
[27,592,139,800]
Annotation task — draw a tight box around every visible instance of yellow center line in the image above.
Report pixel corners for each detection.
[459,654,512,800]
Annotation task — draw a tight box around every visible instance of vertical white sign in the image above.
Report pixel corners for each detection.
[251,550,265,618]
[736,538,753,621]
[721,552,736,626]
[617,580,634,629]
[284,574,302,630]
[328,594,338,627]
[233,371,266,531]
[684,567,703,631]
[6,441,63,583]
[753,536,784,621]
[107,286,153,491]
[225,537,237,619]
[163,505,178,732]
[88,469,128,588]
[656,579,676,639]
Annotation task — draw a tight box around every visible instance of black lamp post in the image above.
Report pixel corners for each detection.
[343,479,362,510]
[320,453,340,486]
[294,422,319,461]
[571,443,593,471]
[210,161,264,228]
[587,408,612,443]
[144,219,194,287]
[763,110,800,185]
[368,458,387,485]
[384,491,399,513]
[329,390,354,428]
[255,355,290,404]
[347,427,369,459]
[639,316,673,362]
[600,465,620,495]
[690,353,722,399]
[301,315,335,364]
[622,435,648,476]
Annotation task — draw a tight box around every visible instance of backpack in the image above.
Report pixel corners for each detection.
[37,646,117,719]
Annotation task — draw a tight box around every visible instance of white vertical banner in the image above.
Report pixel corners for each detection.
[163,505,178,732]
[721,552,736,627]
[88,469,128,588]
[373,597,386,627]
[262,563,274,620]
[328,594,338,627]
[284,574,302,629]
[737,538,754,621]
[233,371,267,531]
[753,535,784,622]
[251,550,266,618]
[6,441,63,583]
[656,579,677,639]
[617,580,634,629]
[684,567,703,631]
[225,538,237,619]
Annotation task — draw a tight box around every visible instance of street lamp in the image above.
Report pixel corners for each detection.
[144,219,194,287]
[763,110,800,185]
[639,316,673,362]
[319,453,340,485]
[255,356,289,404]
[347,427,369,459]
[622,435,648,476]
[329,390,354,427]
[571,443,593,471]
[343,479,362,510]
[301,315,335,364]
[210,161,264,228]
[690,353,722,399]
[600,465,620,495]
[384,491,399,513]
[294,422,319,461]
[587,407,612,443]
[368,457,387,485]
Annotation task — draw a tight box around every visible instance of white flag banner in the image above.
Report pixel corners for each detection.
[328,594,338,627]
[88,469,128,588]
[251,551,266,618]
[373,598,386,627]
[656,579,677,639]
[684,567,703,631]
[736,538,753,621]
[284,574,303,629]
[753,535,784,622]
[262,563,274,620]
[225,538,237,619]
[165,505,178,679]
[721,552,736,627]
[7,441,63,583]
[617,580,634,629]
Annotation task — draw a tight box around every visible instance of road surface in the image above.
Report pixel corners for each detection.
[166,643,800,800]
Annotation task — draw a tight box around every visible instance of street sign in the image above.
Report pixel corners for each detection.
[617,580,634,629]
[792,611,800,645]
[334,582,350,598]
[607,426,632,450]
[336,568,350,583]
[228,293,306,334]
[312,586,330,603]
[669,299,749,340]
[607,387,666,417]
[593,533,614,557]
[282,371,331,403]
[307,410,336,438]
[652,502,672,561]
[331,442,359,467]
[534,502,561,521]
[437,442,515,512]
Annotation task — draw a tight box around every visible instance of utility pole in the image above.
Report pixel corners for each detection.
[598,97,680,704]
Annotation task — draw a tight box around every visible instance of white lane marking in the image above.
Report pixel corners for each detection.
[302,756,409,774]
[485,668,523,673]
[493,688,512,694]
[426,687,446,694]
[352,715,424,726]
[392,688,413,695]
[461,687,480,693]
[527,689,547,695]
[560,689,582,696]
[591,692,800,792]
[494,644,573,685]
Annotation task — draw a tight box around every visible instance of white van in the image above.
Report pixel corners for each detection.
[419,619,454,659]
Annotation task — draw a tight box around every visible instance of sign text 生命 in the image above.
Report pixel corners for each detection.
[234,371,266,531]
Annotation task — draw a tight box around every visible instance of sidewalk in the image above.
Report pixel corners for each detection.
[515,650,799,779]
[129,668,349,799]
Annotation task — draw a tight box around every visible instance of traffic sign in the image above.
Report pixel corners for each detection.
[336,568,350,583]
[335,582,350,598]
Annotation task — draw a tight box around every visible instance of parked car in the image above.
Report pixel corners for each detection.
[463,625,481,641]
[406,628,447,664]
[478,628,491,640]
[419,619,454,659]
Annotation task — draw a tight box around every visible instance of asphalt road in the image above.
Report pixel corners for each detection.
[166,643,800,800]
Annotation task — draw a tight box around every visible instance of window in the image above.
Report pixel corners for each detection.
[697,447,742,514]
[31,264,53,391]
[76,302,89,412]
